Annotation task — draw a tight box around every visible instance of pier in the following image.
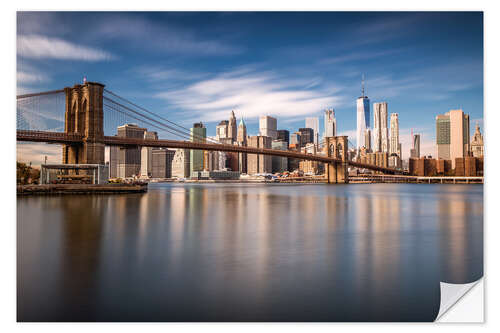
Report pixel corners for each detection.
[17,183,148,196]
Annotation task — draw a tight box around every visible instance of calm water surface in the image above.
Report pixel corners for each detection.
[17,183,483,321]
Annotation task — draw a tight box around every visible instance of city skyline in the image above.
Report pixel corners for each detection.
[17,12,483,163]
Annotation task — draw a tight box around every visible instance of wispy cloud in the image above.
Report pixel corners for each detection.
[363,74,426,100]
[17,71,44,84]
[134,66,208,82]
[349,14,425,46]
[320,49,404,65]
[17,34,115,61]
[96,15,242,56]
[154,68,345,124]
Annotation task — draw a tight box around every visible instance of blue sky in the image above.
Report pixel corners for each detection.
[17,11,483,161]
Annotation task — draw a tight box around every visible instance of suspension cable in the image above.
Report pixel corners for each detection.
[103,89,222,144]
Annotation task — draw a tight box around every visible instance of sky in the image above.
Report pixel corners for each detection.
[16,11,483,164]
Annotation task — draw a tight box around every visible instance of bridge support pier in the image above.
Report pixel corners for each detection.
[62,82,105,165]
[324,136,349,184]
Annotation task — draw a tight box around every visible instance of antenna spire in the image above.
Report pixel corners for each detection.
[362,74,366,97]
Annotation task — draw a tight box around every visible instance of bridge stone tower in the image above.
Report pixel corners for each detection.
[324,136,349,184]
[62,82,105,165]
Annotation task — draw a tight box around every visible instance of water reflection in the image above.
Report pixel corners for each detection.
[17,184,483,321]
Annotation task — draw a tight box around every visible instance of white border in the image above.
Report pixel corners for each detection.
[2,1,498,331]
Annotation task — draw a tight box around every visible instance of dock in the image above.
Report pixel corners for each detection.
[17,183,148,196]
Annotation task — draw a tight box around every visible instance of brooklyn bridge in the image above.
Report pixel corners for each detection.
[16,81,407,183]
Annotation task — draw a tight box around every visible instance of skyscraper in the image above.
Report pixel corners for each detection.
[237,118,247,145]
[305,117,320,145]
[365,128,372,152]
[373,102,389,153]
[277,129,290,145]
[410,133,420,158]
[228,110,237,142]
[324,108,336,138]
[470,122,484,158]
[390,113,400,156]
[190,122,206,177]
[237,118,247,174]
[216,120,229,140]
[259,115,277,139]
[389,113,401,168]
[356,77,370,152]
[436,109,470,167]
[298,128,314,146]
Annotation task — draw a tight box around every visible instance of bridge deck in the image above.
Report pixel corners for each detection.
[17,130,406,175]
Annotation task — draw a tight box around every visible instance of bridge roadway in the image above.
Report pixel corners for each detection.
[17,130,407,175]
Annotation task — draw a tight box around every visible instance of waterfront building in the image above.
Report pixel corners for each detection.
[203,150,226,171]
[410,134,421,159]
[237,118,247,173]
[373,102,389,153]
[191,170,240,180]
[455,156,483,176]
[140,131,158,178]
[171,148,190,178]
[259,115,277,140]
[299,160,323,175]
[363,152,388,169]
[305,117,320,145]
[117,123,146,178]
[272,140,288,173]
[151,148,175,178]
[470,122,484,158]
[190,122,206,177]
[277,129,290,145]
[108,146,119,178]
[324,108,336,138]
[287,143,300,172]
[356,78,370,152]
[298,128,314,146]
[436,109,470,167]
[247,136,272,174]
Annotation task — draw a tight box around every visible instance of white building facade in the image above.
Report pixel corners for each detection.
[373,102,389,153]
[324,109,336,138]
[259,115,277,140]
[305,117,320,145]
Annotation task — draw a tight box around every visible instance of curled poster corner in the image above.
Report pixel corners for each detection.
[435,278,483,322]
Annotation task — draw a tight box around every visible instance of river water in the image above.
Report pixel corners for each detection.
[17,183,483,322]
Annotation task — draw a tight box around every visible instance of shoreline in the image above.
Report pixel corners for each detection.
[17,176,484,196]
